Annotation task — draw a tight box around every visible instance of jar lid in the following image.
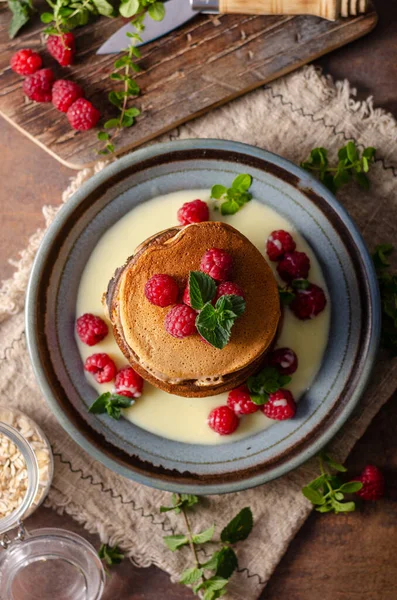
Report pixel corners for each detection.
[0,528,105,600]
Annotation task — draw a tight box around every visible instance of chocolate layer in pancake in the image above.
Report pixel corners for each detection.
[106,221,280,397]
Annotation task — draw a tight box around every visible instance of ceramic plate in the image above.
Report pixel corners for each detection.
[26,139,381,494]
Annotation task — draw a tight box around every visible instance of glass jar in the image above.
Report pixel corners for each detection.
[0,409,105,600]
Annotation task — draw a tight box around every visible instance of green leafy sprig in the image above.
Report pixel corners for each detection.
[372,244,397,354]
[161,495,253,599]
[98,543,124,567]
[88,392,134,420]
[302,453,363,514]
[247,367,291,405]
[301,142,376,194]
[211,174,253,215]
[8,0,35,38]
[187,272,246,350]
[97,0,165,153]
[41,0,115,35]
[277,278,310,306]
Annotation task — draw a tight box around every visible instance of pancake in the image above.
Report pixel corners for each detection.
[106,221,281,397]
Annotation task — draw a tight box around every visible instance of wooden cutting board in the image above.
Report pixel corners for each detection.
[0,3,377,169]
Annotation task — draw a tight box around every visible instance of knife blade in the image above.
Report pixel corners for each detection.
[96,0,200,54]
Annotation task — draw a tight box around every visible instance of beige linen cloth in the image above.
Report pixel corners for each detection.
[1,66,397,600]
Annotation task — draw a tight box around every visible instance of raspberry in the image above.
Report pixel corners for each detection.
[208,406,239,435]
[76,313,108,346]
[261,389,296,420]
[183,283,193,308]
[268,348,298,375]
[277,251,310,282]
[115,366,143,398]
[22,68,55,103]
[215,281,245,302]
[47,33,75,67]
[52,79,84,112]
[177,199,209,225]
[67,98,100,131]
[145,274,179,307]
[84,353,117,383]
[290,283,327,320]
[200,248,233,282]
[10,49,42,75]
[165,304,197,338]
[353,465,385,501]
[227,385,258,415]
[266,229,296,261]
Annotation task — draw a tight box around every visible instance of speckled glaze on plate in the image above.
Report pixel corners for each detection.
[25,139,381,494]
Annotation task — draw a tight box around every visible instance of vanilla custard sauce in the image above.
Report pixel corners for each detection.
[76,190,330,445]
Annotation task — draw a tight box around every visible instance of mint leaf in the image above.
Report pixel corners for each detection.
[98,544,124,566]
[8,0,34,38]
[213,547,238,578]
[192,524,215,544]
[163,534,189,552]
[88,392,134,420]
[278,286,295,305]
[197,303,218,330]
[92,0,115,16]
[218,294,246,317]
[179,567,203,585]
[302,486,325,505]
[211,184,227,199]
[196,295,245,349]
[321,453,347,472]
[220,198,242,216]
[346,141,358,162]
[188,271,216,310]
[148,1,165,20]
[119,0,139,17]
[221,507,253,543]
[197,323,231,350]
[291,279,310,290]
[339,481,363,494]
[232,174,252,192]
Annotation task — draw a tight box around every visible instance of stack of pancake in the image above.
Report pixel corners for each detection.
[105,221,280,398]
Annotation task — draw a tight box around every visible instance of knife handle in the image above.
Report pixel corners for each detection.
[191,0,368,21]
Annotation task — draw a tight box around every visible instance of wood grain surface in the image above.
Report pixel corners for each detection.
[0,2,377,169]
[1,0,397,597]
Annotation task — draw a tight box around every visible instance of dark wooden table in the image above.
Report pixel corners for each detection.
[1,0,397,597]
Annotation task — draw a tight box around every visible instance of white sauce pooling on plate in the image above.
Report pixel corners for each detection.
[76,190,330,445]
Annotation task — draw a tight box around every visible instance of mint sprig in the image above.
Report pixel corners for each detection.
[301,143,376,194]
[88,392,134,420]
[196,295,246,349]
[247,367,291,405]
[302,453,363,514]
[8,0,35,38]
[211,174,253,215]
[98,543,124,567]
[161,497,253,600]
[372,244,397,354]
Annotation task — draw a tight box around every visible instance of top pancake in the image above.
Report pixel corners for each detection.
[113,221,280,385]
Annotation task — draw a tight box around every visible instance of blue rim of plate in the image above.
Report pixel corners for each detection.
[25,139,381,494]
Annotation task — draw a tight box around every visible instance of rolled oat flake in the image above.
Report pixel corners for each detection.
[0,408,105,600]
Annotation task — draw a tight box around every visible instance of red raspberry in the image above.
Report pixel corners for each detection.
[227,385,258,415]
[266,230,296,261]
[67,98,100,131]
[115,366,143,398]
[47,33,75,67]
[261,389,296,420]
[277,251,310,282]
[353,465,385,501]
[215,281,245,302]
[177,199,209,225]
[10,49,42,75]
[268,348,298,375]
[200,248,233,282]
[165,304,197,338]
[76,313,108,346]
[52,79,84,113]
[208,405,239,435]
[84,353,117,383]
[183,283,192,307]
[290,283,327,320]
[145,274,179,307]
[22,68,55,102]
